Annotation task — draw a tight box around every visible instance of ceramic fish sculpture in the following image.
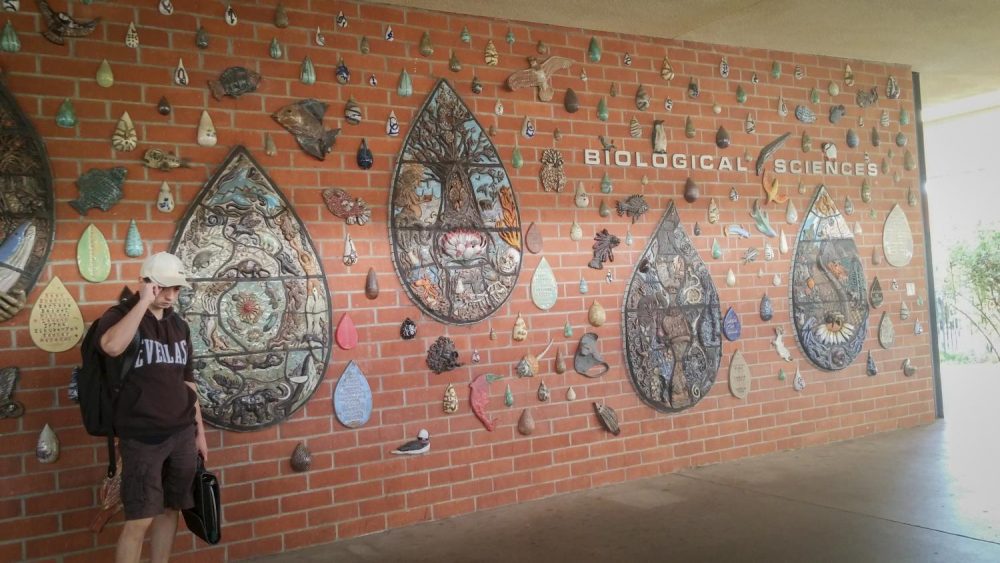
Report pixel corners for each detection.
[70,167,127,215]
[616,194,649,223]
[750,199,777,237]
[272,99,341,160]
[392,429,430,455]
[38,0,99,45]
[142,148,190,171]
[506,56,573,102]
[208,67,261,100]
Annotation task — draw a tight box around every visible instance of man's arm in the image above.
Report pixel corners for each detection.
[99,282,155,357]
[186,381,209,462]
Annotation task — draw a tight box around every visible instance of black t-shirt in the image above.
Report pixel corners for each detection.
[95,296,196,439]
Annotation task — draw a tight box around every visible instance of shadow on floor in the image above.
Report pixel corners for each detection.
[249,363,1000,563]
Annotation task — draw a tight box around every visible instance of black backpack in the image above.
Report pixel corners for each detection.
[76,301,141,478]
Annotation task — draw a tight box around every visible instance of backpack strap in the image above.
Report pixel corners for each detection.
[105,436,116,479]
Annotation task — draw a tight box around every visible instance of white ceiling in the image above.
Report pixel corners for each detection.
[378,0,1000,111]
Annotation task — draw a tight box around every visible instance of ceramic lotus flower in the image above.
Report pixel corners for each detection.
[440,229,487,262]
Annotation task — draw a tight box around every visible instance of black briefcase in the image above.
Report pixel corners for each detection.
[182,457,221,544]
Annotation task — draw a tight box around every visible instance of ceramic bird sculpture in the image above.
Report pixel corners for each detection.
[391,429,430,455]
[506,56,573,102]
[38,0,100,45]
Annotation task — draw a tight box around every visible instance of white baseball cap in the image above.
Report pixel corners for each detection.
[140,252,192,289]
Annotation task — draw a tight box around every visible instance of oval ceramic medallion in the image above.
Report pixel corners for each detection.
[333,360,372,428]
[729,349,751,399]
[171,146,331,432]
[882,204,914,267]
[77,224,111,283]
[622,201,722,413]
[530,257,557,310]
[29,276,84,352]
[0,79,55,306]
[389,79,522,325]
[790,186,869,371]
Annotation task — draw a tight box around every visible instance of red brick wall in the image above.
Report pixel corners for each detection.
[0,1,934,561]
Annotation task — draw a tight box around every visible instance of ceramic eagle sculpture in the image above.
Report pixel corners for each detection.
[506,56,573,102]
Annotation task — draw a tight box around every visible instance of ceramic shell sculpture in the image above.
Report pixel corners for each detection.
[622,202,722,412]
[790,186,869,371]
[388,80,522,325]
[170,147,331,431]
[0,79,55,321]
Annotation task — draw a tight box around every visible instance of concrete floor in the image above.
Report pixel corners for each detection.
[251,364,1000,562]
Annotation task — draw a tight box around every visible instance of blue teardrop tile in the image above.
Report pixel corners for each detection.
[723,306,741,341]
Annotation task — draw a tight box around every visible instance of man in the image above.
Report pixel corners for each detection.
[95,252,208,563]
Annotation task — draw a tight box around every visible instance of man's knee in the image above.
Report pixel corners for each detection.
[121,517,153,538]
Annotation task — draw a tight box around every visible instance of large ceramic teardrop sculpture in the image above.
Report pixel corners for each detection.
[882,204,914,267]
[622,201,722,412]
[170,146,331,431]
[388,80,521,325]
[517,408,535,435]
[0,79,54,307]
[588,301,605,327]
[790,186,869,370]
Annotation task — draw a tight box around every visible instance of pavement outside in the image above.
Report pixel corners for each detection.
[250,363,1000,563]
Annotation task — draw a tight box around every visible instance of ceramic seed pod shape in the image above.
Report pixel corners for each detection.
[156,182,174,212]
[112,111,137,152]
[125,220,143,257]
[364,267,378,299]
[290,443,311,471]
[96,59,113,87]
[564,88,579,113]
[36,424,59,464]
[588,301,605,327]
[197,111,217,147]
[683,177,699,203]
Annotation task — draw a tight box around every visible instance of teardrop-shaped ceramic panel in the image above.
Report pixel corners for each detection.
[729,349,751,399]
[0,79,54,301]
[389,79,522,325]
[170,146,331,432]
[333,360,372,428]
[622,201,722,413]
[882,204,914,267]
[77,224,110,282]
[29,276,84,352]
[530,257,557,310]
[790,186,869,371]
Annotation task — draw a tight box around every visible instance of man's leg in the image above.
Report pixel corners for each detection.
[116,517,152,563]
[149,509,179,563]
